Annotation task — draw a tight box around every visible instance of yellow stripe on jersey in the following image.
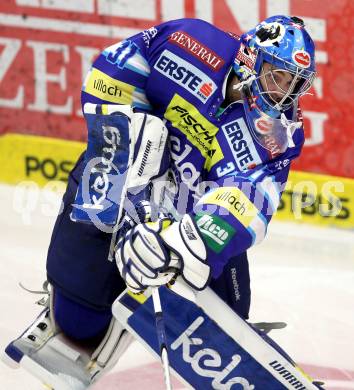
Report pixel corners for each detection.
[165,94,224,170]
[84,67,135,104]
[200,187,259,228]
[101,104,109,115]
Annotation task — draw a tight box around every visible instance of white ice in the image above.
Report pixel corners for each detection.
[0,183,353,389]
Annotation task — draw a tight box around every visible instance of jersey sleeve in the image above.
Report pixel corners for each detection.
[81,20,181,112]
[81,30,152,112]
[193,159,292,279]
[192,107,305,279]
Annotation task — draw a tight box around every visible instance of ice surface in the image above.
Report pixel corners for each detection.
[0,184,353,389]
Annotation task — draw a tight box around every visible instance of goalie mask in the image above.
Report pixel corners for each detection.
[233,15,316,118]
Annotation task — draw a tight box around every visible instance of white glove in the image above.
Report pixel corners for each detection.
[115,214,211,293]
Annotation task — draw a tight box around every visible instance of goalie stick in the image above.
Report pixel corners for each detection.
[152,288,172,390]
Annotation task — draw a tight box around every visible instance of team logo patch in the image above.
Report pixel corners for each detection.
[195,213,235,253]
[255,22,286,47]
[154,50,217,103]
[142,26,158,48]
[292,50,311,68]
[199,187,259,228]
[169,31,225,71]
[235,43,257,72]
[254,117,273,134]
[222,118,262,171]
[84,68,134,104]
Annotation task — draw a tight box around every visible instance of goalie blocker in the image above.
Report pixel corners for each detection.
[114,282,324,390]
[71,102,169,231]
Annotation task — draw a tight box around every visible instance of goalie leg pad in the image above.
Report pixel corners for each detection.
[90,317,134,380]
[2,288,133,389]
[113,284,323,390]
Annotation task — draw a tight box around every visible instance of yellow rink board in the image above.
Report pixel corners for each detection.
[0,133,85,186]
[274,170,354,229]
[0,133,353,229]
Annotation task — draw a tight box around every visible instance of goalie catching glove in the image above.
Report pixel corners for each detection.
[115,214,211,293]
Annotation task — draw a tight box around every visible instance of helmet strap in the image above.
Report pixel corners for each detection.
[232,74,257,92]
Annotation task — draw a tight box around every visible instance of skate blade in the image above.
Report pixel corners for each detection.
[4,350,87,390]
[1,351,20,369]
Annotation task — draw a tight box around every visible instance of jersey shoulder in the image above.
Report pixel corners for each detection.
[155,18,231,37]
[149,18,241,65]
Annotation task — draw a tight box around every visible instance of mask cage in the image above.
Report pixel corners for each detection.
[252,48,316,112]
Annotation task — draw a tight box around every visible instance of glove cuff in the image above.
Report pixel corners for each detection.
[160,214,211,290]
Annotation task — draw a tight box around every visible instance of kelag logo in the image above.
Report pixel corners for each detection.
[154,49,217,102]
[171,316,255,389]
[71,111,131,232]
[84,125,121,210]
[71,123,126,231]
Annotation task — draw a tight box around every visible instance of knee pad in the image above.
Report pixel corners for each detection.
[53,289,112,341]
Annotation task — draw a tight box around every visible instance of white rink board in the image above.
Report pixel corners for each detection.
[0,183,353,390]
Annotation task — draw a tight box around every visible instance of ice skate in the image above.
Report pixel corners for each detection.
[2,284,133,390]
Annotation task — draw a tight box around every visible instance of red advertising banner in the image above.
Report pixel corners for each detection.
[0,0,353,177]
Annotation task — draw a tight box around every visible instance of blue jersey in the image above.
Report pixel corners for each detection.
[81,18,304,279]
